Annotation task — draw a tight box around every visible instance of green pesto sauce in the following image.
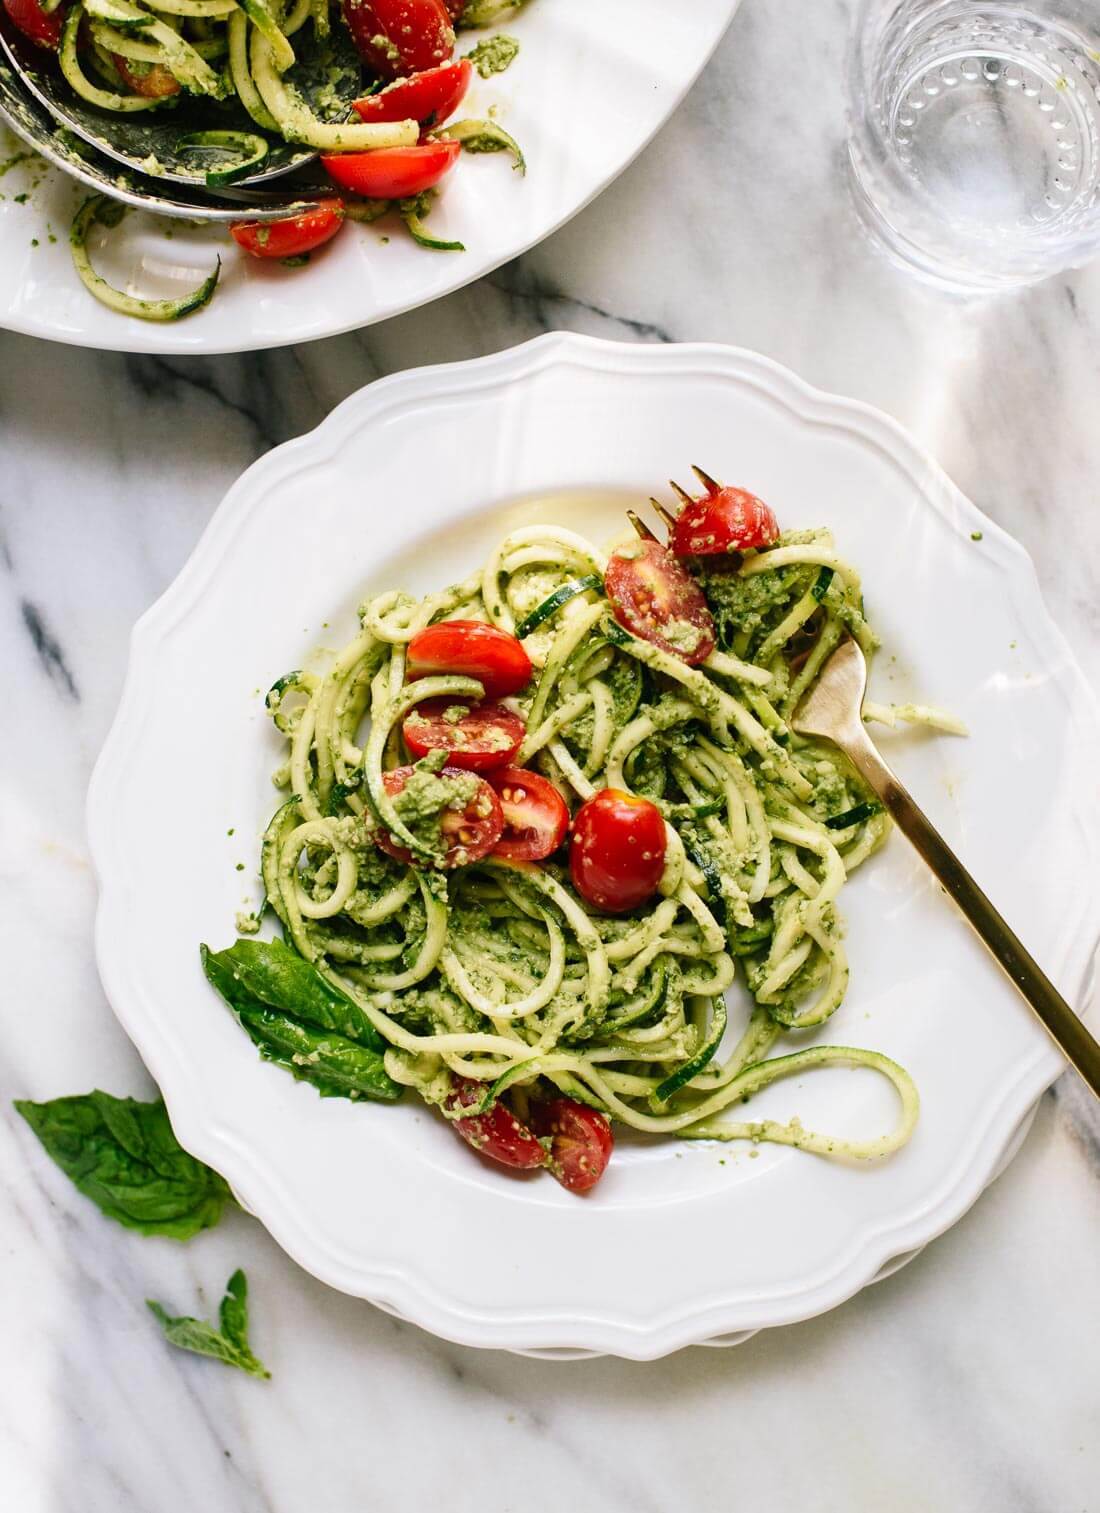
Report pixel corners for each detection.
[369,32,401,64]
[465,33,520,77]
[661,617,705,655]
[0,150,34,178]
[808,757,849,816]
[698,565,803,648]
[392,750,480,861]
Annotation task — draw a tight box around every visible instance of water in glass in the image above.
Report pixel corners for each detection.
[848,0,1100,288]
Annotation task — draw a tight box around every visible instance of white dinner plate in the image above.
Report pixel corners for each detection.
[88,334,1100,1358]
[0,0,737,355]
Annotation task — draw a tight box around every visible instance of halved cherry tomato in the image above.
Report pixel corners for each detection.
[352,58,470,126]
[231,200,345,259]
[341,0,454,79]
[445,1078,547,1170]
[406,621,533,700]
[488,766,570,862]
[402,698,524,772]
[112,55,181,98]
[604,539,715,666]
[570,788,666,914]
[373,763,503,868]
[670,477,780,557]
[321,139,460,199]
[2,0,65,48]
[529,1097,614,1193]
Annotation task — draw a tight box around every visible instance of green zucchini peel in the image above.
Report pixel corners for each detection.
[70,196,220,322]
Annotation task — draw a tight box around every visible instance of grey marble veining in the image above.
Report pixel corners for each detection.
[4,0,1100,1507]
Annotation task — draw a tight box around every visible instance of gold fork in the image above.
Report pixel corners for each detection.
[792,637,1100,1099]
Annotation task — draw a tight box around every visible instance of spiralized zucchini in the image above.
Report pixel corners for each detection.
[70,195,221,320]
[57,0,533,319]
[253,517,941,1161]
[61,0,420,139]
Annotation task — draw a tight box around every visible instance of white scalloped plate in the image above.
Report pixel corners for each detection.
[88,334,1100,1358]
[0,0,737,355]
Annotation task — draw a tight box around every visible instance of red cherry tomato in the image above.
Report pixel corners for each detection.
[443,0,464,18]
[402,699,524,772]
[321,139,460,199]
[604,539,715,666]
[373,763,503,868]
[406,621,533,700]
[445,1078,547,1170]
[352,58,470,125]
[570,788,667,914]
[231,200,345,259]
[670,478,780,557]
[112,55,181,97]
[487,767,570,862]
[2,0,64,48]
[340,0,454,79]
[529,1098,614,1193]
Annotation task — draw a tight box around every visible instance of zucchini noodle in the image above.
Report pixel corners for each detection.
[53,0,537,322]
[242,515,962,1164]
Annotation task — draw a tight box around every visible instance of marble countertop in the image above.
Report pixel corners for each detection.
[4,1,1100,1508]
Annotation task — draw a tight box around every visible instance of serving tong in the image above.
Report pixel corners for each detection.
[0,5,338,219]
[629,475,1100,1100]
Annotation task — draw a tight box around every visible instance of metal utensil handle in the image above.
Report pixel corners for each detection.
[844,728,1100,1096]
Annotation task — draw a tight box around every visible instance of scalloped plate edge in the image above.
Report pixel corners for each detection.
[88,334,1100,1358]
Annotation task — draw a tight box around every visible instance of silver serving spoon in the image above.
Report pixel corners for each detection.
[792,637,1100,1098]
[0,58,330,219]
[0,9,360,189]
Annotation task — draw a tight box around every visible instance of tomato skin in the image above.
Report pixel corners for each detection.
[446,1079,547,1170]
[488,766,570,862]
[373,763,503,868]
[570,788,666,914]
[671,481,780,557]
[352,58,470,125]
[2,0,64,48]
[604,540,715,666]
[321,139,460,199]
[406,621,533,700]
[231,200,345,259]
[112,55,181,97]
[529,1098,614,1193]
[402,699,524,772]
[341,0,455,78]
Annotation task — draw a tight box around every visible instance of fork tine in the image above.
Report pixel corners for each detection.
[669,479,694,511]
[627,509,659,542]
[691,464,721,493]
[650,498,678,534]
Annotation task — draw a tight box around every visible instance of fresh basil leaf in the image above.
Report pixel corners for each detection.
[218,1266,250,1350]
[147,1269,270,1379]
[236,1004,402,1103]
[201,940,401,1104]
[14,1091,231,1239]
[201,938,385,1050]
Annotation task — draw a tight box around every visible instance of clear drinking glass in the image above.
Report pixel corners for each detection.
[847,0,1100,289]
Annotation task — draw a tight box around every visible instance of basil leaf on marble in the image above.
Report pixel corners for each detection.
[218,1265,251,1351]
[14,1091,232,1239]
[147,1268,270,1379]
[201,939,401,1104]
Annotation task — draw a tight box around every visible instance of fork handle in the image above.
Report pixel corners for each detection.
[841,728,1100,1099]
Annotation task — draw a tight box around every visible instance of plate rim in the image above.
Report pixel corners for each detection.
[87,332,1100,1357]
[0,0,741,356]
